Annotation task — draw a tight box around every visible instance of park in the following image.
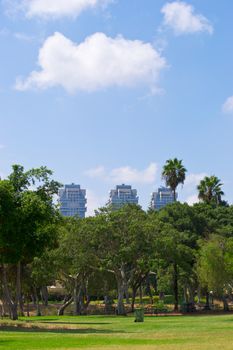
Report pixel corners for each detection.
[1,161,233,349]
[1,1,233,349]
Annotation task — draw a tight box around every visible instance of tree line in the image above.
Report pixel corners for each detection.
[0,160,233,320]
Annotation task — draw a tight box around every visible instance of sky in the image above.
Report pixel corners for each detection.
[0,0,233,215]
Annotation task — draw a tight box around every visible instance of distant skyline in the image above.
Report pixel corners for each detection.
[1,0,233,215]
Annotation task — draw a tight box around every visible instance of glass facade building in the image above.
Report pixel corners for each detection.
[59,184,87,218]
[151,186,177,210]
[108,184,139,210]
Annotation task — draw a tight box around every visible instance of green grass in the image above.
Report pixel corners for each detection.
[1,314,233,349]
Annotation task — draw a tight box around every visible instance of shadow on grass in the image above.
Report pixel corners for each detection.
[26,320,112,325]
[221,318,233,322]
[0,326,126,334]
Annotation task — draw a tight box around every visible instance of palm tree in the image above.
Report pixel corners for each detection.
[162,159,187,312]
[197,176,224,205]
[162,158,187,201]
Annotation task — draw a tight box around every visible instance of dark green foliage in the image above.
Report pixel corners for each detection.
[2,162,233,318]
[0,164,61,319]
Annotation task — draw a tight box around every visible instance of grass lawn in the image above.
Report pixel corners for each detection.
[1,314,233,349]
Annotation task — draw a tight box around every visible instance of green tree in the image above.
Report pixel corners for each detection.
[96,205,155,315]
[0,165,61,319]
[0,180,19,319]
[162,158,187,201]
[197,176,224,205]
[151,203,202,311]
[197,235,233,311]
[55,216,99,316]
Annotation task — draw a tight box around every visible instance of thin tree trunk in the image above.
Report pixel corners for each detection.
[41,286,49,307]
[183,287,188,304]
[197,286,201,304]
[117,278,126,315]
[125,284,130,304]
[173,189,176,202]
[82,297,91,315]
[188,286,195,304]
[0,302,3,319]
[16,262,24,316]
[222,295,229,311]
[2,265,18,320]
[31,289,36,307]
[77,287,84,315]
[205,291,211,310]
[33,287,41,316]
[139,284,143,305]
[73,278,79,316]
[58,296,73,316]
[82,281,90,315]
[131,288,137,313]
[26,298,30,317]
[1,297,8,317]
[173,263,179,312]
[146,276,154,304]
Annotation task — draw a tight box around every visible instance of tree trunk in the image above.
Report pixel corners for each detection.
[204,291,211,310]
[117,278,126,315]
[31,289,37,307]
[1,297,8,317]
[26,298,30,317]
[2,265,18,320]
[222,295,229,311]
[58,296,73,316]
[188,286,195,304]
[82,280,90,315]
[131,288,137,313]
[33,287,41,316]
[183,286,188,304]
[173,263,179,312]
[16,262,24,316]
[173,189,176,202]
[124,283,130,304]
[41,286,49,307]
[73,278,79,316]
[0,302,3,319]
[145,275,153,304]
[197,286,201,304]
[82,298,90,315]
[139,284,143,305]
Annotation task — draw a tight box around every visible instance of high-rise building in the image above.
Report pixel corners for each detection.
[108,184,139,210]
[150,186,177,210]
[59,183,87,218]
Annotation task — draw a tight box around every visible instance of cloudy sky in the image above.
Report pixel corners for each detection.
[0,0,233,215]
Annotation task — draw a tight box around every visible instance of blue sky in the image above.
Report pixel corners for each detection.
[0,0,233,214]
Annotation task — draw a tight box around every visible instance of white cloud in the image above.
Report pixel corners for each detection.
[5,0,112,19]
[182,172,207,205]
[86,163,158,185]
[161,1,213,35]
[86,189,107,216]
[110,163,157,184]
[86,166,106,178]
[222,96,233,114]
[15,32,167,93]
[185,194,199,205]
[184,173,207,188]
